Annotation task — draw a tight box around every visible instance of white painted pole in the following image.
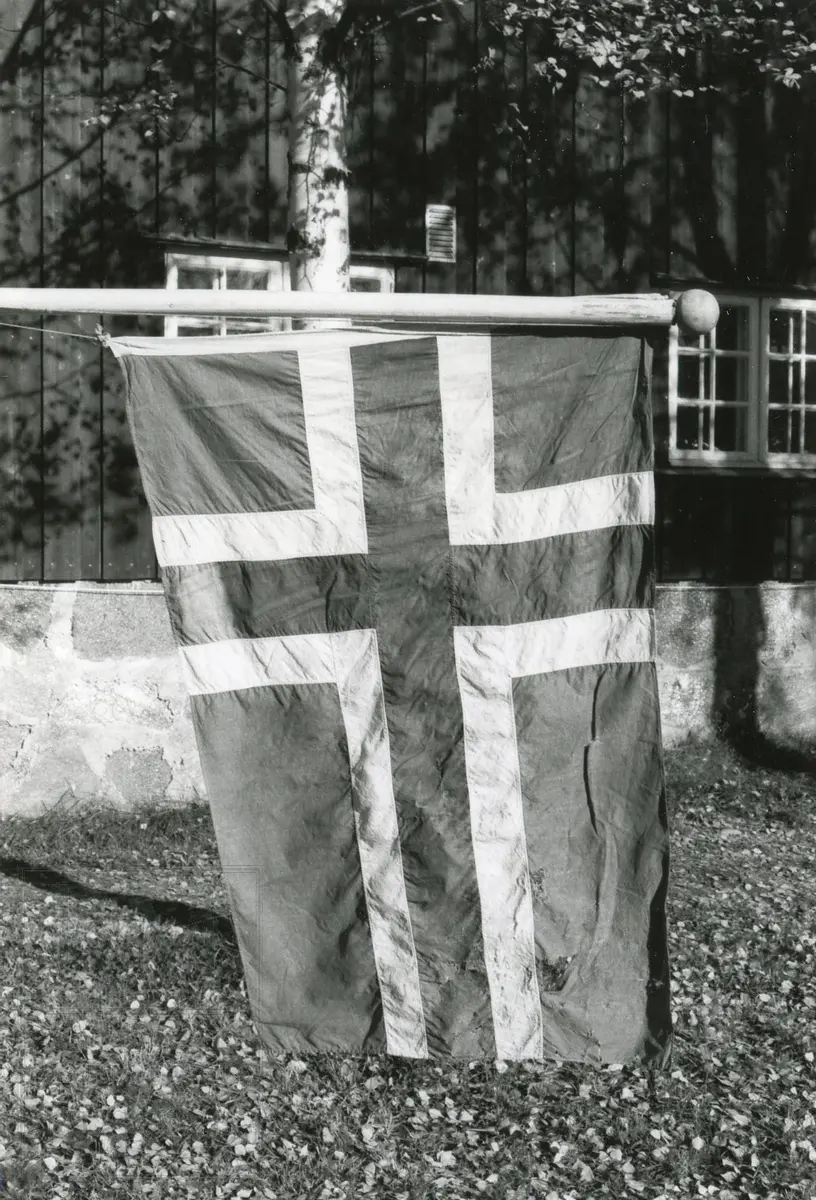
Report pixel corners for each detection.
[0,287,719,332]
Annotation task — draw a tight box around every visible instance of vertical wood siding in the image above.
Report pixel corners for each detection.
[1,0,815,581]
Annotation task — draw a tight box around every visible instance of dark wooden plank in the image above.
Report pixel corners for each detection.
[709,67,739,277]
[647,90,671,283]
[766,80,816,289]
[656,475,778,584]
[347,28,375,251]
[472,4,509,295]
[265,16,289,247]
[422,6,464,294]
[453,0,477,294]
[765,82,799,286]
[0,0,44,580]
[40,0,102,580]
[521,28,573,297]
[734,67,768,284]
[573,75,626,294]
[787,480,816,581]
[500,24,527,295]
[618,91,655,290]
[157,0,216,239]
[100,1,164,580]
[215,0,272,242]
[99,3,161,262]
[367,17,426,259]
[667,56,736,284]
[395,263,424,294]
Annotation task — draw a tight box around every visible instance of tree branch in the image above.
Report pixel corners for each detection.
[258,0,297,58]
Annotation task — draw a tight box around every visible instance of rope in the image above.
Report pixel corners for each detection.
[0,318,111,346]
[0,318,476,346]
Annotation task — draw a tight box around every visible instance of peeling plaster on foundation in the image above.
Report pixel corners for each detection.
[105,746,173,808]
[0,720,33,773]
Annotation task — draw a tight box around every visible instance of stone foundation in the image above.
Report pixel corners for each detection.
[0,581,813,815]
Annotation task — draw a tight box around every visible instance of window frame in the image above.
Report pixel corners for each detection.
[668,291,816,470]
[668,292,760,468]
[164,252,396,338]
[761,296,816,468]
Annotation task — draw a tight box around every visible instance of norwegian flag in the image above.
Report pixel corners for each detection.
[112,326,671,1064]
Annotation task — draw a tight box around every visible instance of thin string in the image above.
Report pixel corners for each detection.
[0,318,111,345]
[0,317,480,346]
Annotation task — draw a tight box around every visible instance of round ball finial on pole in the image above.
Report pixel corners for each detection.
[675,288,719,336]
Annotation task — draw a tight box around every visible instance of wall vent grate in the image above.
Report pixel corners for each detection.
[425,204,456,264]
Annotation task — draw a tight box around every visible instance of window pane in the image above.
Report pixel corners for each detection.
[768,407,790,453]
[806,361,816,406]
[224,320,279,334]
[177,268,216,289]
[769,309,792,354]
[714,405,747,451]
[791,408,802,454]
[179,323,220,336]
[350,276,384,293]
[677,355,700,399]
[807,313,816,354]
[715,355,747,404]
[806,414,816,455]
[768,358,790,406]
[676,404,700,450]
[715,305,750,352]
[226,269,272,290]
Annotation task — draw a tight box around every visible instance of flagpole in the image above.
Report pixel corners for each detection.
[0,288,719,332]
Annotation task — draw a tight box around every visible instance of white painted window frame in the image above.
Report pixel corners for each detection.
[348,263,395,293]
[164,253,395,338]
[668,292,759,467]
[668,291,816,469]
[762,295,816,468]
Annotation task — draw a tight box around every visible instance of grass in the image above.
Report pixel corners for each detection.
[1,739,815,1200]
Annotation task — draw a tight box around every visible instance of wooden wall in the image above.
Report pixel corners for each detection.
[1,0,816,582]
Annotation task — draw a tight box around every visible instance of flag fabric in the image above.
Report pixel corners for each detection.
[111,326,671,1065]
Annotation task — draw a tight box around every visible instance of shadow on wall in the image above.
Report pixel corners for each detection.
[712,588,816,774]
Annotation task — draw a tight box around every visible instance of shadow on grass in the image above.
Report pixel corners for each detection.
[0,855,236,943]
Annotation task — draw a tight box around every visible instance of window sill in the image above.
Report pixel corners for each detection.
[658,462,816,478]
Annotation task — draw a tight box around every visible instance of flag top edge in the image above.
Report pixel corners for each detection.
[109,328,431,358]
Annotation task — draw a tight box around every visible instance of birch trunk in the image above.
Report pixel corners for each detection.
[286,0,350,295]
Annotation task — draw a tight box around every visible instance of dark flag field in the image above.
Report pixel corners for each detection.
[112,325,671,1065]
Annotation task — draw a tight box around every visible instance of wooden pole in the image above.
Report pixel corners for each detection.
[0,287,719,332]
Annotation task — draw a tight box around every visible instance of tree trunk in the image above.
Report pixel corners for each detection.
[286,1,350,295]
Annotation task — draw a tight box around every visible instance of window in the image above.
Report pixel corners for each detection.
[164,253,395,337]
[668,294,816,467]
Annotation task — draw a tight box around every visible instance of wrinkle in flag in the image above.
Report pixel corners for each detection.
[113,326,672,1064]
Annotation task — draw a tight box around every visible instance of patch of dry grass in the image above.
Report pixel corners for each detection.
[1,739,815,1199]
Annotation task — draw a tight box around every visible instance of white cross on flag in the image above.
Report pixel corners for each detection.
[112,325,672,1064]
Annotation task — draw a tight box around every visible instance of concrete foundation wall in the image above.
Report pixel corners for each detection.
[0,583,205,817]
[0,581,813,816]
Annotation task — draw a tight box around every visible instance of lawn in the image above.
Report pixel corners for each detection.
[1,739,815,1200]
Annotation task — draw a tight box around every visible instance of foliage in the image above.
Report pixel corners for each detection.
[278,1,816,96]
[130,0,816,140]
[1,739,815,1198]
[490,0,816,96]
